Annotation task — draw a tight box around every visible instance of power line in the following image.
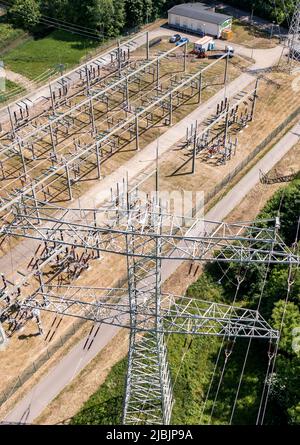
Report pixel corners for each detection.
[38,18,102,40]
[258,217,300,424]
[230,250,272,424]
[200,265,249,424]
[1,0,103,40]
[40,12,104,33]
[2,0,102,34]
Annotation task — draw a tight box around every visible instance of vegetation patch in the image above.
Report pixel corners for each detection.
[0,20,25,51]
[231,19,279,49]
[3,30,99,80]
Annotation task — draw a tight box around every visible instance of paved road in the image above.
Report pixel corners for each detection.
[3,119,300,424]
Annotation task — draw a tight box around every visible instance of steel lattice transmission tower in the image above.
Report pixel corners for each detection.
[287,0,300,68]
[1,194,299,425]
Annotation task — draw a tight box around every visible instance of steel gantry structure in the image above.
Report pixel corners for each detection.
[0,191,299,425]
[179,79,259,174]
[0,38,230,218]
[287,0,300,68]
[0,31,150,133]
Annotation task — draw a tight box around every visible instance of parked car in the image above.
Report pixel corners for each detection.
[176,37,189,46]
[169,34,181,43]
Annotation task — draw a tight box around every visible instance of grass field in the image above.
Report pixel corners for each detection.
[231,19,279,49]
[3,30,100,80]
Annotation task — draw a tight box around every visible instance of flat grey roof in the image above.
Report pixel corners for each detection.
[168,3,232,25]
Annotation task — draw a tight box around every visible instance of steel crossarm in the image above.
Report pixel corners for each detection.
[2,211,298,265]
[21,286,279,340]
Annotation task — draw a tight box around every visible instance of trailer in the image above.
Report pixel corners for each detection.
[194,36,215,53]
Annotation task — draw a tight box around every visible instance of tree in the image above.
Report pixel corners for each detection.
[40,0,69,21]
[271,300,300,354]
[8,0,41,32]
[152,0,166,19]
[66,0,124,38]
[288,402,300,425]
[125,0,144,28]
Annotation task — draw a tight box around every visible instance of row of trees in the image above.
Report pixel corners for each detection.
[6,0,167,36]
[5,0,298,38]
[220,0,296,25]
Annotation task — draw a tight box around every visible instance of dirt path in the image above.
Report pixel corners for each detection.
[5,70,32,91]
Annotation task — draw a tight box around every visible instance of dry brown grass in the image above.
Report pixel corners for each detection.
[0,253,127,398]
[231,20,280,49]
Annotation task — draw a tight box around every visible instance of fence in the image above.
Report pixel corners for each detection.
[0,276,127,408]
[0,105,299,408]
[0,26,141,107]
[204,105,300,205]
[0,317,85,407]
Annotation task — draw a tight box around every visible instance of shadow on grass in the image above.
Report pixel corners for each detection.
[48,29,100,51]
[70,396,123,425]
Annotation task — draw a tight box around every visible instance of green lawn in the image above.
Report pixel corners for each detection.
[3,30,100,80]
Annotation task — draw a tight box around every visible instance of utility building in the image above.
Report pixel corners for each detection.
[168,2,232,38]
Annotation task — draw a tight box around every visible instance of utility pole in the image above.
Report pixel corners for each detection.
[270,21,275,39]
[198,72,202,104]
[250,6,254,26]
[184,42,187,73]
[146,32,150,61]
[192,120,198,174]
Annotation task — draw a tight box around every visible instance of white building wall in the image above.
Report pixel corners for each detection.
[168,13,222,38]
